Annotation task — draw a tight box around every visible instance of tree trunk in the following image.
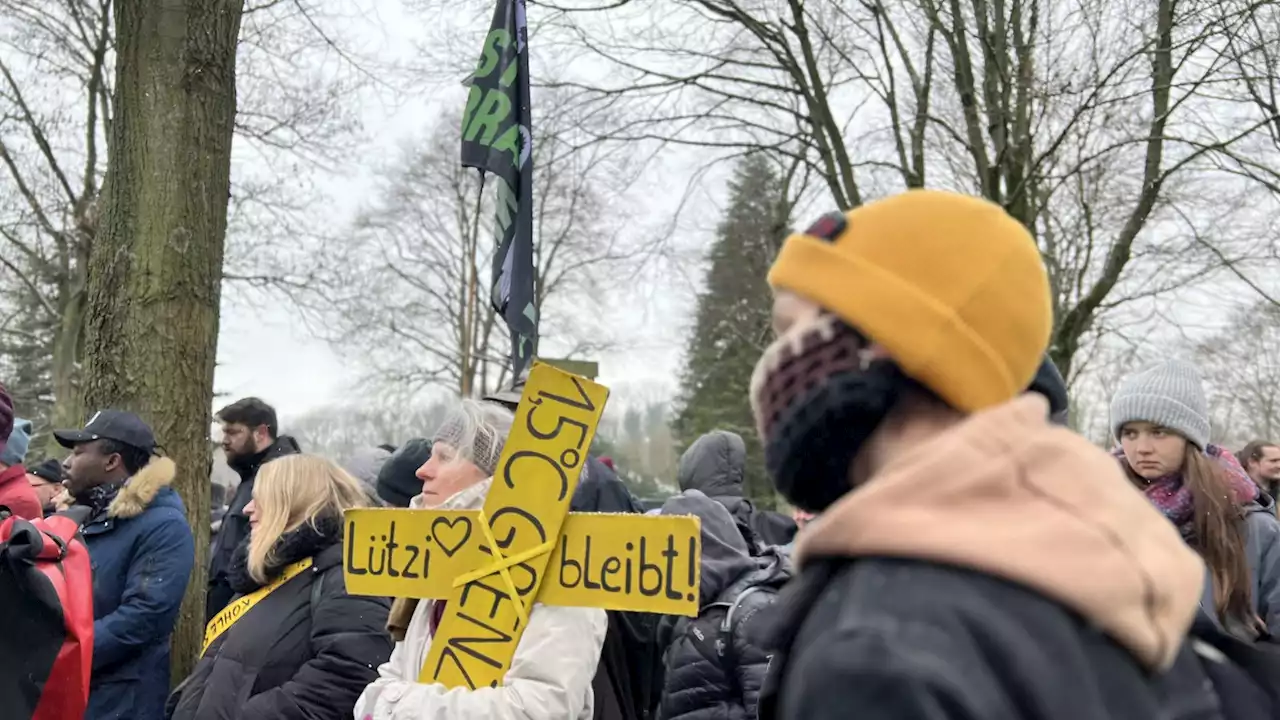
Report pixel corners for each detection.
[50,287,86,428]
[81,0,245,686]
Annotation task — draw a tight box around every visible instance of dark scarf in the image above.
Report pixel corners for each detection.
[227,436,298,482]
[228,513,341,593]
[429,600,448,636]
[75,481,123,518]
[228,445,273,482]
[1113,444,1260,537]
[750,312,910,512]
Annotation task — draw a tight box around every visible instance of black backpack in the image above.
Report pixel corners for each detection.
[684,584,777,701]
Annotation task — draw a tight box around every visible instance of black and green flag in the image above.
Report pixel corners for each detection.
[461,0,537,380]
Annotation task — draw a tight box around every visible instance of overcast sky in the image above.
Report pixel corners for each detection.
[210,0,708,421]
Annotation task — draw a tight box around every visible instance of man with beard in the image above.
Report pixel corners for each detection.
[752,191,1220,719]
[206,397,300,620]
[1238,440,1280,502]
[55,410,193,720]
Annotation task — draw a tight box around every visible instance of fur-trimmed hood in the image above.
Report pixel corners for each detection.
[108,456,178,520]
[78,453,193,720]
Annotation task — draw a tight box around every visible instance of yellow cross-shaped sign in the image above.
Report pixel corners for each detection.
[343,362,702,689]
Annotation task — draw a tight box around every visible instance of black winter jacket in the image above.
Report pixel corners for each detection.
[207,436,301,620]
[658,491,791,720]
[168,518,391,720]
[573,455,661,720]
[573,456,645,515]
[677,431,796,549]
[758,558,1226,720]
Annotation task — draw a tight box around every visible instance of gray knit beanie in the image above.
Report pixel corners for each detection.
[1109,359,1210,449]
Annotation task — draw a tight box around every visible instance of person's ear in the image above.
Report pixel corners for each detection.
[103,452,122,474]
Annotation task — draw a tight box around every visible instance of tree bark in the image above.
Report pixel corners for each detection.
[81,0,245,685]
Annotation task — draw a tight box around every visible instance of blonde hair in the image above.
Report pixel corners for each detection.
[247,454,370,583]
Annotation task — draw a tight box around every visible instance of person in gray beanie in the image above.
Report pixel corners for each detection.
[0,416,32,468]
[342,446,391,507]
[0,415,42,519]
[1110,358,1211,450]
[1110,358,1280,640]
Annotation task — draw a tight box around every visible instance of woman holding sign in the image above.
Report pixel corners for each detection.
[354,399,608,720]
[167,455,393,720]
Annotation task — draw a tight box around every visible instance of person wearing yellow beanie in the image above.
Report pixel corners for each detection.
[767,190,1051,412]
[750,190,1215,720]
[750,189,1053,510]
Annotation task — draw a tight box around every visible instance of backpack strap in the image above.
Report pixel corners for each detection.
[681,585,771,703]
[718,585,768,700]
[310,567,326,610]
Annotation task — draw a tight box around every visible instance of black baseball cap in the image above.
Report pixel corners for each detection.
[29,458,63,483]
[54,410,158,454]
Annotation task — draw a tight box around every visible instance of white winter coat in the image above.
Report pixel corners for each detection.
[353,479,608,720]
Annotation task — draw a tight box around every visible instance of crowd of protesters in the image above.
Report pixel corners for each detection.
[4,188,1280,719]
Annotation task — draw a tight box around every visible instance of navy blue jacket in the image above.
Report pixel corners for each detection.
[82,457,195,720]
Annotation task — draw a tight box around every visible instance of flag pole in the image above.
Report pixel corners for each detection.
[464,170,487,396]
[459,0,537,384]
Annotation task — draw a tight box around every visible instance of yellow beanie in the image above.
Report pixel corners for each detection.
[768,189,1051,412]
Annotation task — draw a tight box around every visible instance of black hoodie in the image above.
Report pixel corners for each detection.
[573,456,645,514]
[657,491,792,720]
[574,455,659,720]
[677,431,797,549]
[206,435,301,621]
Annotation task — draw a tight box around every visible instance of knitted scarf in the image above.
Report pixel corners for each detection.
[75,481,123,518]
[1114,444,1259,537]
[227,513,341,593]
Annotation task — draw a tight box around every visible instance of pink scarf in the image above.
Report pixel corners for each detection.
[1114,444,1259,537]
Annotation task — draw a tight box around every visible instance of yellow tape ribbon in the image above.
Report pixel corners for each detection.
[455,508,553,629]
[202,557,313,655]
[450,540,554,588]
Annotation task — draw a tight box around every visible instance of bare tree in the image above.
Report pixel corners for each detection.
[1197,301,1280,447]
[0,0,384,443]
[284,401,452,460]
[526,0,1280,378]
[0,0,111,440]
[308,90,647,397]
[81,0,243,684]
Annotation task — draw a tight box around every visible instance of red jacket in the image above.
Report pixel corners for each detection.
[0,463,42,520]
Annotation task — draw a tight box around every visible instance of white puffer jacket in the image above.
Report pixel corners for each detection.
[353,479,608,720]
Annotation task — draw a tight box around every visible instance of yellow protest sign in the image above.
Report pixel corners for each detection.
[344,509,701,615]
[341,361,705,691]
[548,512,700,613]
[425,363,604,689]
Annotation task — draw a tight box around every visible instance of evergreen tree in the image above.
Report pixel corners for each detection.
[673,155,790,508]
[0,268,58,454]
